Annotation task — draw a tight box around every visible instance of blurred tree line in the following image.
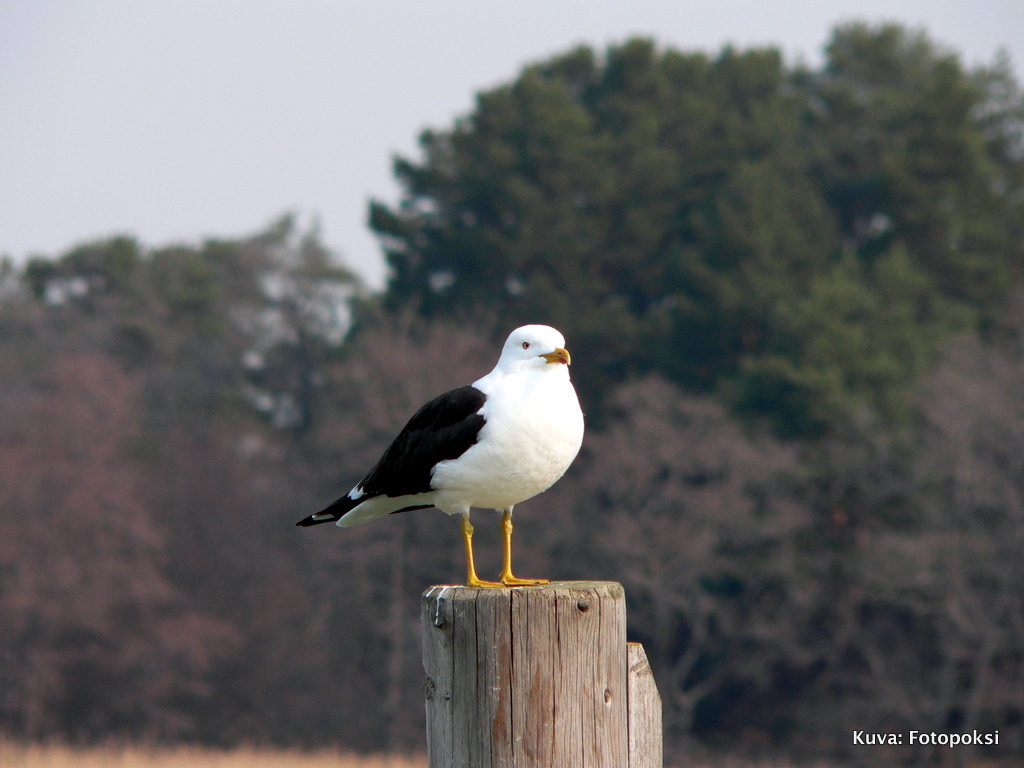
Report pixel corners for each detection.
[1,22,1023,766]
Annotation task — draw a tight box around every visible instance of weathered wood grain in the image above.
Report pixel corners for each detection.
[421,581,657,768]
[421,586,455,764]
[627,642,663,768]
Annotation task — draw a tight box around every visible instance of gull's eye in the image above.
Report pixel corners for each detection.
[521,341,530,350]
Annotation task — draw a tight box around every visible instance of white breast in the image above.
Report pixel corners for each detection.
[430,365,583,513]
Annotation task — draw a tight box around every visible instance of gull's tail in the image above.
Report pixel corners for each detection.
[295,494,360,527]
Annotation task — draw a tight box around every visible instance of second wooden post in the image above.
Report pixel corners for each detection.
[422,581,639,768]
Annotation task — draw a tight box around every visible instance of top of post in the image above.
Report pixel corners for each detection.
[423,580,624,601]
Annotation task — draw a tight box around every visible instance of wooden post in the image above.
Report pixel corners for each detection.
[421,581,662,768]
[627,642,663,768]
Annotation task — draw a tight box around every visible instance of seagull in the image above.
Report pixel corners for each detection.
[296,324,584,587]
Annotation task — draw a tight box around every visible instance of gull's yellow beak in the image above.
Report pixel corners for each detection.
[541,347,571,365]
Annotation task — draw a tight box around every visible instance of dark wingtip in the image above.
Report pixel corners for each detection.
[295,513,338,527]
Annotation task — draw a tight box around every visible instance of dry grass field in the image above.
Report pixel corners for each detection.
[4,743,922,768]
[0,743,879,768]
[0,742,785,768]
[0,743,427,768]
[0,742,857,768]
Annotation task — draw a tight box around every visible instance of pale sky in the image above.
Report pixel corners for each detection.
[2,1,1022,288]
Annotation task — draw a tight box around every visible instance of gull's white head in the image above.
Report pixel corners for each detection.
[494,324,572,375]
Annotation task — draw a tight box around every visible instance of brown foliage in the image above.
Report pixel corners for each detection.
[4,234,1024,763]
[0,352,237,741]
[788,336,1024,764]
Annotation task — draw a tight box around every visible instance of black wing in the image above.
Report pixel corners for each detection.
[296,385,486,526]
[360,384,487,497]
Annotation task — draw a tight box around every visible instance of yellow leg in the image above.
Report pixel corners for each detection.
[461,515,502,587]
[498,509,549,586]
